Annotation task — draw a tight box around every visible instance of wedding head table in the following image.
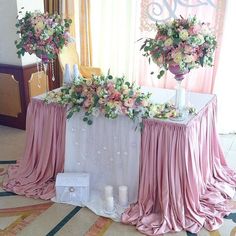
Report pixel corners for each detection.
[3,87,236,235]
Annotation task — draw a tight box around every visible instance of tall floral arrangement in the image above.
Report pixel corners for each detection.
[15,10,72,62]
[141,16,217,79]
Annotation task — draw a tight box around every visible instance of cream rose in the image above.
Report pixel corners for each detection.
[148,105,158,117]
[46,29,54,36]
[173,52,183,64]
[86,79,92,86]
[35,21,44,31]
[164,38,173,47]
[122,84,129,95]
[179,30,189,41]
[184,55,194,63]
[196,34,205,45]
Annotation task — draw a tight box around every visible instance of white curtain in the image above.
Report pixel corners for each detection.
[90,0,236,133]
[213,0,236,134]
[90,0,141,81]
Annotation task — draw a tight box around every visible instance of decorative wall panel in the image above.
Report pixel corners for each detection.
[0,63,37,129]
[0,73,21,117]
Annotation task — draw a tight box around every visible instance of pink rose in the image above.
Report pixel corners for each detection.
[141,100,149,107]
[184,45,194,54]
[110,92,121,101]
[121,106,128,114]
[83,98,92,108]
[156,35,167,41]
[192,53,198,61]
[107,82,115,91]
[75,86,83,93]
[189,25,200,35]
[124,98,135,108]
[153,55,164,66]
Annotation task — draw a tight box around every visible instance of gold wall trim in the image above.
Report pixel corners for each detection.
[0,73,22,117]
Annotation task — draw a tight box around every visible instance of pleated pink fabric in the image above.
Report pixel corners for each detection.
[3,99,66,200]
[122,96,236,235]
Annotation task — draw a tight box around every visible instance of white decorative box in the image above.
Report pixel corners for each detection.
[55,172,90,205]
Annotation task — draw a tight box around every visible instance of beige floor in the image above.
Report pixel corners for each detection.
[0,125,236,236]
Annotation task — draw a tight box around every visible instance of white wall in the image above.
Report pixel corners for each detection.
[0,0,44,66]
[0,0,21,65]
[16,0,44,66]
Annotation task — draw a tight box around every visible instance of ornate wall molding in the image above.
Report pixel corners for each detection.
[0,73,21,117]
[0,63,37,129]
[140,0,219,32]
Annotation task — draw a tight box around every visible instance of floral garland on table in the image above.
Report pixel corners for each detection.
[44,74,196,125]
[140,16,217,78]
[15,9,72,62]
[44,74,151,125]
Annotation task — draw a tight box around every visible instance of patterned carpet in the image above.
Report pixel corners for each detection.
[0,161,236,236]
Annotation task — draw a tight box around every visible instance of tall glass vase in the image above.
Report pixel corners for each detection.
[169,64,189,121]
[37,54,57,92]
[40,55,50,92]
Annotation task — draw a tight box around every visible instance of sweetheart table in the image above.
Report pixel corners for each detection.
[3,87,236,234]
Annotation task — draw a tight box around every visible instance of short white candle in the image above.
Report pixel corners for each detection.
[119,185,128,206]
[104,185,113,198]
[105,196,114,212]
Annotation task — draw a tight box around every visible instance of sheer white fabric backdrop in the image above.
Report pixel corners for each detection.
[213,0,236,134]
[90,0,141,80]
[64,112,140,220]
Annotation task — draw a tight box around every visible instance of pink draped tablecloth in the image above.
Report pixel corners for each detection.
[3,90,236,235]
[3,99,66,199]
[121,95,236,235]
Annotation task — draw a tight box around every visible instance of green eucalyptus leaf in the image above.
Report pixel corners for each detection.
[200,56,204,67]
[87,120,93,125]
[125,81,130,87]
[159,70,165,76]
[67,111,74,119]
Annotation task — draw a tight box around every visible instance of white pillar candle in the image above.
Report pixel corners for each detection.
[104,185,113,198]
[175,87,185,109]
[105,196,114,212]
[64,64,71,84]
[73,64,80,79]
[118,185,128,206]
